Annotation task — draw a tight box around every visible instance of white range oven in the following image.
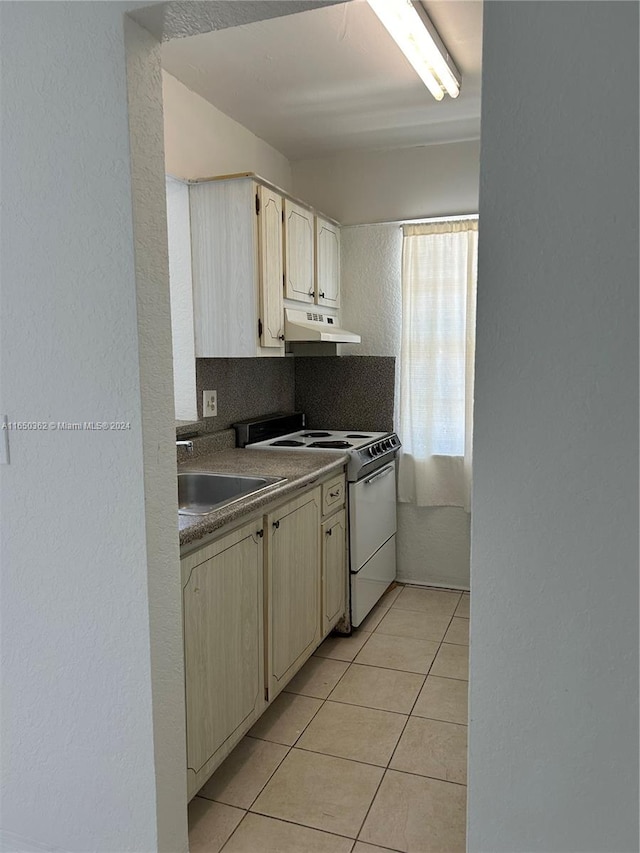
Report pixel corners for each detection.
[234,413,401,628]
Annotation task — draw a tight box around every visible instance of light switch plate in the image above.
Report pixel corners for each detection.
[203,390,217,418]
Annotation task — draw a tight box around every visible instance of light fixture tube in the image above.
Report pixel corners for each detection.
[367,0,461,100]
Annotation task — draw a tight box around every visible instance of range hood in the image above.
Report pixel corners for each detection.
[284,308,361,344]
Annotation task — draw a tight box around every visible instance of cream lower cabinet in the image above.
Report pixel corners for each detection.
[322,509,347,634]
[267,487,322,700]
[181,475,347,799]
[182,519,266,799]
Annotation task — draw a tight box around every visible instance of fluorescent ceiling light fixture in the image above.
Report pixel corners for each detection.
[367,0,461,100]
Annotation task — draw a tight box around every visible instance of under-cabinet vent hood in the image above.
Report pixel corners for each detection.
[284,308,361,344]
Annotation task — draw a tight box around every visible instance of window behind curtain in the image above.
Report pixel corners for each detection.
[398,219,478,511]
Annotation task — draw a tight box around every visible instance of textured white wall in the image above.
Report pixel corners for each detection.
[292,140,480,225]
[341,224,470,588]
[163,71,293,188]
[0,5,186,852]
[340,225,403,361]
[166,177,197,421]
[125,19,188,853]
[469,3,639,851]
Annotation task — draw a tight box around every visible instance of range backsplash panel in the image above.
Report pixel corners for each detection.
[196,357,295,426]
[294,356,395,432]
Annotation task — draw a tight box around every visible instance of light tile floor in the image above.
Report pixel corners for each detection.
[189,584,470,853]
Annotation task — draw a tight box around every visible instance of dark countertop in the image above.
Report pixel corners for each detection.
[178,447,348,549]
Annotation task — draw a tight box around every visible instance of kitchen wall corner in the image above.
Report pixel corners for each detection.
[294,355,395,431]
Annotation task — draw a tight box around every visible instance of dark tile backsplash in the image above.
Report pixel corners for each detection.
[294,356,395,432]
[190,355,395,436]
[196,357,296,427]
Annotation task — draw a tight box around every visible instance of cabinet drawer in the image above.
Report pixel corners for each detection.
[322,474,346,516]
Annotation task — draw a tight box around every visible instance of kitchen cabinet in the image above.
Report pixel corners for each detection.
[178,173,345,359]
[180,470,347,798]
[189,177,284,357]
[315,216,341,308]
[321,473,346,516]
[322,509,347,634]
[321,473,347,634]
[257,185,285,348]
[283,199,315,303]
[267,486,322,700]
[182,519,265,798]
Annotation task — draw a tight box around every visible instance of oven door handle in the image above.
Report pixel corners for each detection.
[362,464,394,485]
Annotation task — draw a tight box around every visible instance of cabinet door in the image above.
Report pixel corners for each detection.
[182,521,264,776]
[190,179,259,357]
[315,217,341,308]
[284,199,315,303]
[268,488,321,698]
[258,185,285,348]
[322,509,347,634]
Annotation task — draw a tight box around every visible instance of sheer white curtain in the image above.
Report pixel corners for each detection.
[397,220,478,511]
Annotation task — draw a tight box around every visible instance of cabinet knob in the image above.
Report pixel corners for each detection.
[326,527,333,536]
[329,490,340,498]
[319,291,325,299]
[278,334,285,341]
[308,290,314,297]
[256,529,264,538]
[273,520,280,529]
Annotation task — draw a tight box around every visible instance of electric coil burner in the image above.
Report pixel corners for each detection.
[233,413,401,628]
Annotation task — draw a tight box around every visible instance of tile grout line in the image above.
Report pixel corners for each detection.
[237,646,361,837]
[197,585,469,851]
[351,592,451,841]
[217,809,249,853]
[239,587,405,847]
[216,686,336,853]
[218,808,370,852]
[234,807,363,844]
[288,657,439,681]
[353,588,464,844]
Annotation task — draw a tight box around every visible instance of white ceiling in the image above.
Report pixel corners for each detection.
[161,0,483,161]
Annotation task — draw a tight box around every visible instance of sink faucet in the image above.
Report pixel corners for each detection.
[176,439,194,454]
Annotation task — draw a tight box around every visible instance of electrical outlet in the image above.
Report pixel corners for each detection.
[203,390,217,417]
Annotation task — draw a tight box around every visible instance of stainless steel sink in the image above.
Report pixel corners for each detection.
[178,471,284,516]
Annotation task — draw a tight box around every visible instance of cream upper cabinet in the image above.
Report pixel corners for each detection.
[283,199,315,303]
[182,519,265,798]
[182,174,343,358]
[189,178,284,357]
[315,216,341,309]
[322,508,347,634]
[267,487,321,700]
[257,185,285,348]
